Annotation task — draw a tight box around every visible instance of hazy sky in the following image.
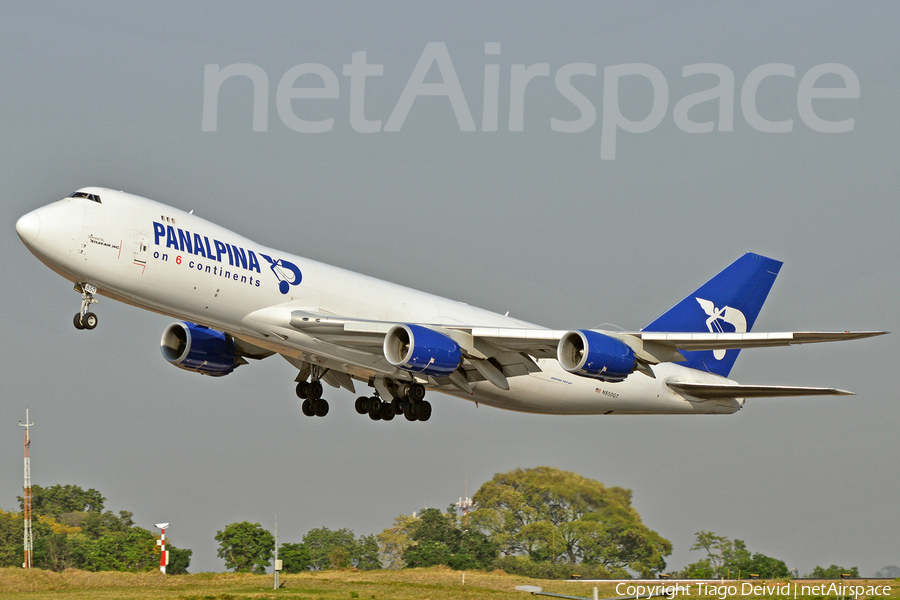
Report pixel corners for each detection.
[2,1,898,575]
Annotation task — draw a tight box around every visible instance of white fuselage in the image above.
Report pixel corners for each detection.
[17,188,740,415]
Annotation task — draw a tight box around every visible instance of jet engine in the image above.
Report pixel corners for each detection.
[160,322,242,376]
[557,329,636,383]
[383,324,461,377]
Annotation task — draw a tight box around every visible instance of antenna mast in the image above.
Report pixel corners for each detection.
[458,474,474,526]
[19,409,34,569]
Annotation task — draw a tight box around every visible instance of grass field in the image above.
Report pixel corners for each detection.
[1,567,897,600]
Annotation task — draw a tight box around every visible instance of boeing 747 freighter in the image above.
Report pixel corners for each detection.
[15,188,885,422]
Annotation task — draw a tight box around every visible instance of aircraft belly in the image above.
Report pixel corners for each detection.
[460,365,735,415]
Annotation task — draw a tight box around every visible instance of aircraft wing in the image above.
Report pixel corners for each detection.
[471,327,887,363]
[280,311,544,391]
[466,327,887,364]
[239,308,546,394]
[666,381,853,399]
[243,307,885,378]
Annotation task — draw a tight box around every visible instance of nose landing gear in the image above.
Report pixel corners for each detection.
[73,283,98,330]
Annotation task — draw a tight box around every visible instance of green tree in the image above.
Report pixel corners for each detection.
[377,514,418,569]
[215,521,274,574]
[302,527,381,570]
[5,485,190,574]
[679,558,716,578]
[680,532,789,579]
[47,525,159,573]
[35,532,75,571]
[167,545,192,575]
[304,527,357,570]
[404,540,452,567]
[4,509,82,571]
[81,510,135,539]
[723,538,788,578]
[457,527,499,569]
[690,531,730,576]
[355,534,382,571]
[471,467,671,576]
[84,527,158,572]
[19,484,105,517]
[401,507,498,570]
[810,564,859,578]
[0,510,23,567]
[279,542,311,573]
[29,507,159,573]
[742,552,789,578]
[721,538,752,574]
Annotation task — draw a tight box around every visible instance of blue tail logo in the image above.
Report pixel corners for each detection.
[696,297,747,360]
[643,253,782,377]
[259,253,302,294]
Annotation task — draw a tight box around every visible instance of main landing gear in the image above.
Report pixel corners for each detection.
[73,283,99,330]
[293,372,431,423]
[354,381,431,422]
[296,379,329,417]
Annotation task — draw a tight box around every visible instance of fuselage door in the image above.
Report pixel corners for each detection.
[132,232,150,271]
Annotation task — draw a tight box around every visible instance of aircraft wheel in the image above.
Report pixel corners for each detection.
[404,402,418,421]
[416,401,432,422]
[391,397,402,415]
[381,403,395,421]
[355,396,369,414]
[82,312,98,330]
[409,382,426,401]
[367,397,382,415]
[368,408,382,421]
[73,314,85,330]
[307,380,324,400]
[400,399,411,415]
[296,381,309,399]
[314,399,329,417]
[301,399,315,417]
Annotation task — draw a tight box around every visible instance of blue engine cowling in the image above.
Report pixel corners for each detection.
[160,322,241,376]
[557,330,636,383]
[383,324,461,377]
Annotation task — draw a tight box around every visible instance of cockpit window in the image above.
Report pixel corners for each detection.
[68,191,102,203]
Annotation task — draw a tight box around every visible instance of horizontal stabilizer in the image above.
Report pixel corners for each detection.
[668,381,854,399]
[637,330,887,351]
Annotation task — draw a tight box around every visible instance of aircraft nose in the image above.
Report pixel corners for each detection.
[16,211,41,245]
[17,200,85,264]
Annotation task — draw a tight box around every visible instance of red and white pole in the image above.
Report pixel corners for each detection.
[155,523,170,574]
[19,409,34,569]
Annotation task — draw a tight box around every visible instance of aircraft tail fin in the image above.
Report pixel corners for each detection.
[642,253,783,377]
